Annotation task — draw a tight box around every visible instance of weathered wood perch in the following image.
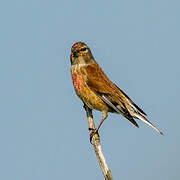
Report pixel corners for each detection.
[83,104,113,180]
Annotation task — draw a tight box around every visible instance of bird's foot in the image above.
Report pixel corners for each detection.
[88,128,99,144]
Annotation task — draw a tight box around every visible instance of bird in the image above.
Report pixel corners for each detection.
[70,42,163,137]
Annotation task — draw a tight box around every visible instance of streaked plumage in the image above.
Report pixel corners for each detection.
[70,42,163,135]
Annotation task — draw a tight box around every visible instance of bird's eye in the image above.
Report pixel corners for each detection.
[80,48,87,51]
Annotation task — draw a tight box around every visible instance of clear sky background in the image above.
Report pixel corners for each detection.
[0,0,179,180]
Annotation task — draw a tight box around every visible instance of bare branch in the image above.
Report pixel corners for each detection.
[83,104,113,180]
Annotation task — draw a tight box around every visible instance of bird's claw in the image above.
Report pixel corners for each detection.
[89,128,99,144]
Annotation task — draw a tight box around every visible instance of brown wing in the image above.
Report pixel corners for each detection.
[85,63,139,128]
[113,84,147,116]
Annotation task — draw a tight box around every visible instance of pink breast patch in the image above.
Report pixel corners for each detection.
[72,73,83,90]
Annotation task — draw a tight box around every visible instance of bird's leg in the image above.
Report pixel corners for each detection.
[90,111,108,140]
[96,111,108,133]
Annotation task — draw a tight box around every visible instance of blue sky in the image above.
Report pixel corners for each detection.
[0,0,179,180]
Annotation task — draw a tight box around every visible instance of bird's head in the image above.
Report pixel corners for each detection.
[70,42,94,65]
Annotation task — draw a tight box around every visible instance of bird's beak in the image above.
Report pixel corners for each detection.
[72,49,79,58]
